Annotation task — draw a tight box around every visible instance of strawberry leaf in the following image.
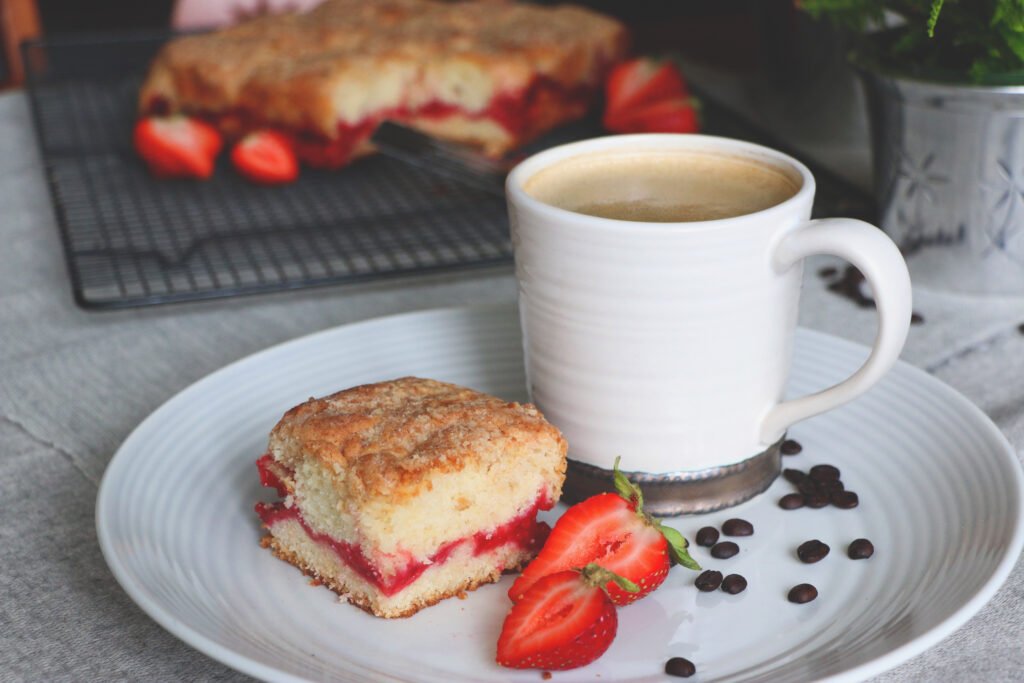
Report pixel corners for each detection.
[612,456,644,509]
[611,458,700,571]
[656,522,701,571]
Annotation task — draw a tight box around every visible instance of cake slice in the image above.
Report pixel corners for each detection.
[139,0,629,167]
[255,377,567,618]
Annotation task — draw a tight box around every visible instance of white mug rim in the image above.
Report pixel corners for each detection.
[505,133,817,233]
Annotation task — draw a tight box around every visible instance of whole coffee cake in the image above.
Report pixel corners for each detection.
[140,0,628,167]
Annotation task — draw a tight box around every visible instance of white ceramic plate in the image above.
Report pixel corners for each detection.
[97,305,1024,683]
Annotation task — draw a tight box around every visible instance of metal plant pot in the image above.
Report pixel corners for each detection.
[859,69,1024,294]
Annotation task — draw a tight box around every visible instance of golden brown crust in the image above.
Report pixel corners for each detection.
[139,0,629,152]
[270,377,567,502]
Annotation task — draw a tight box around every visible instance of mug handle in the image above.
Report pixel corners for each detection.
[760,218,913,443]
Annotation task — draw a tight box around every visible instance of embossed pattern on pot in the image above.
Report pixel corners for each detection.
[860,71,1024,294]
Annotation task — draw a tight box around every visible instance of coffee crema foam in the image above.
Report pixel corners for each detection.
[523,150,800,222]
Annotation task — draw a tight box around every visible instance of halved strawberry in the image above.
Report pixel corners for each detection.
[497,564,637,670]
[230,130,299,184]
[509,458,699,606]
[604,58,688,130]
[133,116,223,179]
[608,96,700,134]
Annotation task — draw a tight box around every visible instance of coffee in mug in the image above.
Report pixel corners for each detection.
[524,149,799,223]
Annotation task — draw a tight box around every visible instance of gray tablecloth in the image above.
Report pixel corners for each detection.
[1,91,1022,682]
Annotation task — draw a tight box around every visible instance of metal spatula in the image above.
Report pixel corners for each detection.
[370,121,512,198]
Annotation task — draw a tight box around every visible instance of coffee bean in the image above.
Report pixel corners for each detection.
[798,478,823,496]
[848,538,875,559]
[780,439,803,455]
[695,570,723,591]
[721,574,747,594]
[779,493,805,509]
[818,266,838,279]
[831,490,860,509]
[788,583,818,604]
[911,312,924,325]
[722,518,754,536]
[710,541,739,559]
[797,539,830,563]
[665,657,696,678]
[827,266,872,309]
[817,478,845,494]
[809,464,840,481]
[804,493,830,508]
[783,468,806,484]
[696,526,719,547]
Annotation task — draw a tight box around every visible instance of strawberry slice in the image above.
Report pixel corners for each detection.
[497,564,637,670]
[603,58,688,130]
[509,458,699,606]
[230,130,299,184]
[133,116,223,179]
[608,96,700,134]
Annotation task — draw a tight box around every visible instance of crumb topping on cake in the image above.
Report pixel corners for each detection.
[270,377,565,501]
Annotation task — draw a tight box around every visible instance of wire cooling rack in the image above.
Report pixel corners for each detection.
[24,33,515,309]
[23,33,873,310]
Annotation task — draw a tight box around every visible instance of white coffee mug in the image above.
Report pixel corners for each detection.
[506,134,912,513]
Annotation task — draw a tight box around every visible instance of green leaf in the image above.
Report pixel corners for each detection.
[927,0,945,38]
[999,22,1024,62]
[612,456,644,510]
[656,522,701,571]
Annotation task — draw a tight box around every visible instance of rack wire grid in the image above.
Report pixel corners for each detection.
[23,33,874,310]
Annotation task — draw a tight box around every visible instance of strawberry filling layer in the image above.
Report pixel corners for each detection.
[256,453,289,497]
[255,456,553,596]
[145,76,595,168]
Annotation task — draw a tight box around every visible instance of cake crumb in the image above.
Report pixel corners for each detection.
[457,591,468,600]
[541,672,552,680]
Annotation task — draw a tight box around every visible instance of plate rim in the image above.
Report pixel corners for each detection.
[95,303,1024,683]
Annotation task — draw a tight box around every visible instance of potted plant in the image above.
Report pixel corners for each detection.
[802,0,1024,294]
